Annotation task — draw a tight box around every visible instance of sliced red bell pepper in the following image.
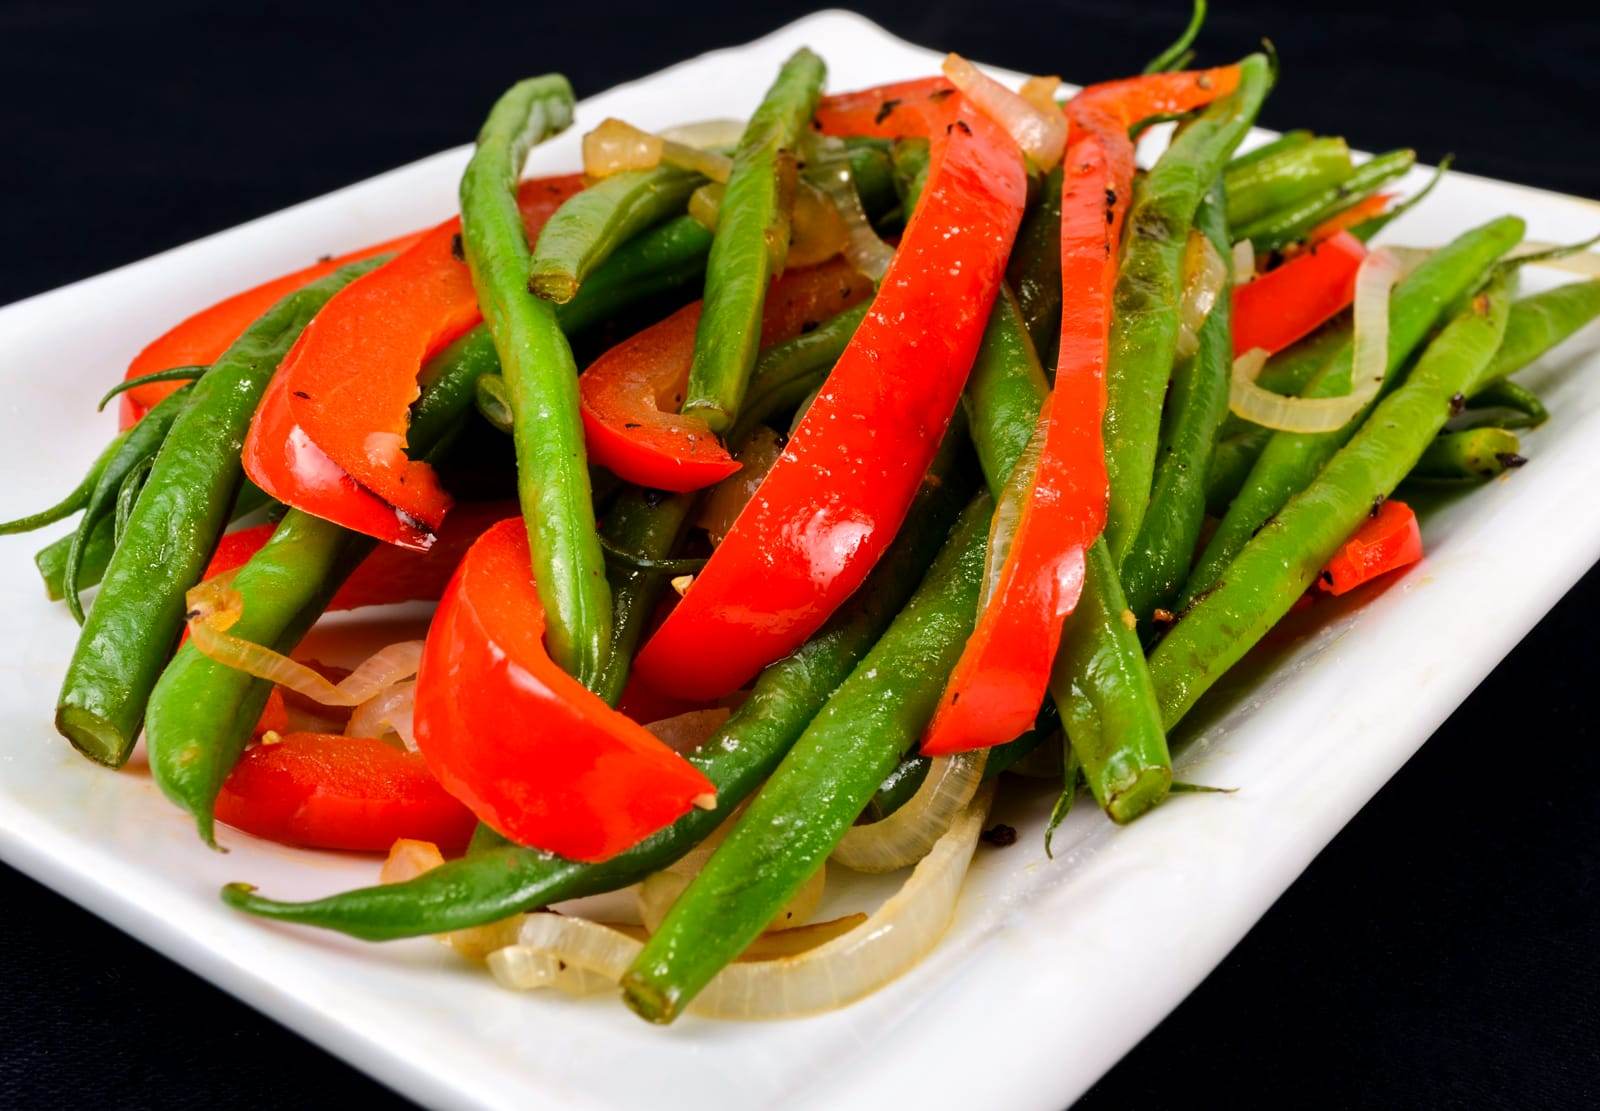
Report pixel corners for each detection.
[579,258,874,492]
[1233,230,1367,358]
[117,231,426,429]
[243,176,584,548]
[1308,192,1393,243]
[813,77,954,138]
[214,732,477,853]
[924,68,1240,756]
[634,94,1027,701]
[1317,499,1422,596]
[413,518,715,861]
[200,500,516,611]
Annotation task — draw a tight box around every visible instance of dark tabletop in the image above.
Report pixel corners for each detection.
[2,2,1596,1107]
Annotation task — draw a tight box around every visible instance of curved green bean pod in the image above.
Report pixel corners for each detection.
[1237,148,1416,252]
[1474,279,1600,389]
[1121,180,1233,625]
[1006,164,1064,367]
[55,259,380,767]
[1224,136,1352,229]
[1154,271,1513,726]
[460,75,611,688]
[681,48,826,432]
[1412,427,1523,481]
[221,433,972,938]
[1464,378,1546,428]
[529,166,703,304]
[1225,129,1312,175]
[1102,53,1270,561]
[0,431,128,536]
[1143,0,1207,74]
[1350,156,1452,242]
[146,318,504,841]
[622,491,991,1024]
[1184,215,1524,605]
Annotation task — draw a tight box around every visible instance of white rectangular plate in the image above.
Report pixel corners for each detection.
[3,10,1598,1110]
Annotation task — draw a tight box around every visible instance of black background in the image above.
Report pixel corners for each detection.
[2,2,1597,1107]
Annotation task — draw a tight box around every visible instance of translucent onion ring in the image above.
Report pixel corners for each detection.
[831,750,986,873]
[489,783,993,1019]
[942,54,1066,170]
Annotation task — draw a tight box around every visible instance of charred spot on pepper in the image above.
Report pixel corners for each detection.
[292,390,311,400]
[623,422,642,430]
[450,234,465,262]
[927,87,954,102]
[874,99,901,126]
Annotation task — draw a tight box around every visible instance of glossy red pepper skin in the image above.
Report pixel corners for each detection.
[1317,499,1422,595]
[924,68,1240,756]
[1233,230,1367,357]
[413,519,715,862]
[214,733,477,854]
[200,500,515,611]
[241,176,583,548]
[635,95,1026,701]
[117,231,425,429]
[579,259,873,493]
[813,77,954,138]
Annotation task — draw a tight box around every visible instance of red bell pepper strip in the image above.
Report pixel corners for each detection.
[243,176,584,548]
[413,519,716,861]
[200,500,516,611]
[1316,499,1422,596]
[634,94,1027,701]
[1233,230,1367,358]
[579,258,874,492]
[1308,192,1393,243]
[813,77,954,138]
[923,68,1240,756]
[214,732,477,853]
[117,231,426,429]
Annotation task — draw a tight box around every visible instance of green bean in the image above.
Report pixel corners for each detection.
[460,75,611,688]
[890,137,931,213]
[1237,148,1416,253]
[1121,180,1233,625]
[963,290,1169,821]
[0,431,128,536]
[529,166,703,304]
[54,259,380,768]
[621,492,991,1023]
[865,756,930,820]
[96,365,206,411]
[1153,271,1513,726]
[1465,378,1547,428]
[1184,215,1524,605]
[552,215,713,335]
[1473,279,1600,389]
[1224,136,1353,229]
[111,457,154,545]
[1225,130,1312,175]
[146,319,503,841]
[843,139,899,219]
[221,433,973,939]
[1006,164,1063,367]
[148,511,371,844]
[60,386,197,622]
[35,482,269,602]
[1103,53,1270,562]
[593,489,696,707]
[729,300,868,443]
[1143,0,1207,74]
[1050,540,1168,819]
[1350,156,1452,242]
[681,49,826,433]
[1412,427,1524,481]
[1206,320,1354,513]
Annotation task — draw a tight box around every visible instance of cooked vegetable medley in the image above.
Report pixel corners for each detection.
[16,5,1600,1024]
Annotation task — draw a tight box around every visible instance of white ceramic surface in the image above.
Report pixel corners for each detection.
[2,10,1597,1110]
